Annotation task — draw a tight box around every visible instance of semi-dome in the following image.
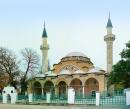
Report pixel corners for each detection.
[59,70,71,75]
[74,70,85,74]
[66,52,87,57]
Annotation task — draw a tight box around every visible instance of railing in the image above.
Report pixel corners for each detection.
[32,94,68,104]
[0,95,2,102]
[15,90,126,106]
[32,95,46,103]
[100,90,126,106]
[75,94,96,104]
[51,95,67,104]
[17,94,28,103]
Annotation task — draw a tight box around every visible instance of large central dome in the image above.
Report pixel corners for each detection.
[62,51,91,62]
[53,51,94,74]
[66,52,87,57]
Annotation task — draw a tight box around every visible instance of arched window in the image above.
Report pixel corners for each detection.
[70,78,82,96]
[84,78,99,96]
[33,81,42,95]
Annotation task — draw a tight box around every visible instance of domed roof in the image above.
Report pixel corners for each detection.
[35,73,45,78]
[45,71,57,77]
[88,67,105,73]
[66,52,87,57]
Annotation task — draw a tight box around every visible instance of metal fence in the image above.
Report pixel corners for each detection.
[15,90,126,106]
[0,95,2,102]
[100,90,126,106]
[75,95,96,104]
[17,94,28,103]
[51,95,67,104]
[32,94,67,104]
[32,95,46,103]
[31,93,96,105]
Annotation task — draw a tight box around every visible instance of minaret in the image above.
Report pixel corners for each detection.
[40,22,49,73]
[104,14,115,73]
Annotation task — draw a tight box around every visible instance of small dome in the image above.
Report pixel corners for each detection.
[45,71,57,77]
[88,67,104,73]
[59,70,71,75]
[35,73,45,77]
[47,72,57,77]
[66,52,87,57]
[74,70,85,74]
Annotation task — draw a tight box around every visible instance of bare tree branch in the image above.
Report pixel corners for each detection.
[20,48,40,93]
[21,48,40,80]
[0,47,20,85]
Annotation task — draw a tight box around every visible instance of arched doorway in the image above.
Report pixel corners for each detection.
[7,94,11,103]
[33,81,42,95]
[70,78,82,96]
[44,81,54,96]
[58,81,67,97]
[85,78,99,96]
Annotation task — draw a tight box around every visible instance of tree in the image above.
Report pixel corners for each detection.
[20,48,40,93]
[109,41,130,89]
[0,47,20,88]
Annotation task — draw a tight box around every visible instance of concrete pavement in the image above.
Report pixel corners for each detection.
[0,104,129,109]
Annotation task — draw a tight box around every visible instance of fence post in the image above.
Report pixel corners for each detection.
[96,92,100,106]
[68,87,75,104]
[2,92,7,103]
[46,92,51,103]
[28,93,33,103]
[10,93,17,104]
[82,86,84,98]
[126,91,130,106]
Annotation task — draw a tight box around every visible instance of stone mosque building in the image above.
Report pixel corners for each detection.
[27,16,115,97]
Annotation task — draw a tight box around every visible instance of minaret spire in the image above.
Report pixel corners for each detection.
[40,22,49,73]
[42,21,47,38]
[104,14,115,73]
[106,13,113,28]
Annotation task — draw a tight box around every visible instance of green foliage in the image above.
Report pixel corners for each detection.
[109,41,130,88]
[121,41,130,59]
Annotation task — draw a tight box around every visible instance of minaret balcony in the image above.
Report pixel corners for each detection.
[40,45,49,50]
[104,34,115,41]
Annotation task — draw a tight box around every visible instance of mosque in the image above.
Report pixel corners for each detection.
[27,16,115,97]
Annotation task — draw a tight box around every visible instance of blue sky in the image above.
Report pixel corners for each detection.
[0,0,130,70]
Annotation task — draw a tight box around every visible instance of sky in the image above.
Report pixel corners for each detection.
[0,0,130,70]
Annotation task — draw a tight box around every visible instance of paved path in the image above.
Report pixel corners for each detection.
[0,104,129,109]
